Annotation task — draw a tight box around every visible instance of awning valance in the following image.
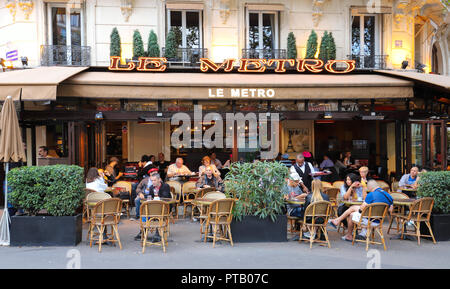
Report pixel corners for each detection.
[58,72,414,100]
[0,66,88,101]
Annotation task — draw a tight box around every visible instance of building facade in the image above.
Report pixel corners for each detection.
[0,0,449,181]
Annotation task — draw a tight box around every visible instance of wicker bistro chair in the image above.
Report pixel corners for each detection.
[387,192,410,234]
[398,197,436,245]
[191,187,216,220]
[86,191,111,240]
[321,181,332,189]
[287,215,301,235]
[139,200,170,253]
[112,181,132,218]
[391,181,399,193]
[204,198,235,247]
[298,201,333,248]
[89,198,123,252]
[332,181,344,189]
[324,187,340,218]
[83,188,97,223]
[182,181,197,218]
[352,203,389,251]
[198,192,226,238]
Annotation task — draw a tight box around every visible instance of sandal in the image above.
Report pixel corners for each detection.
[328,220,337,229]
[341,236,352,242]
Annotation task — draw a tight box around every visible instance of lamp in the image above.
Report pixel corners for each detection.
[323,112,332,119]
[21,56,28,68]
[415,62,426,73]
[95,111,104,120]
[401,60,408,69]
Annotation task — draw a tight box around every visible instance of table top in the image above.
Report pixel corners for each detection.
[310,171,332,176]
[285,199,305,205]
[193,198,217,205]
[341,200,363,206]
[393,199,416,206]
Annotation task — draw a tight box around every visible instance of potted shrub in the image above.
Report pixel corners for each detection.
[224,161,288,242]
[7,165,85,246]
[417,171,450,241]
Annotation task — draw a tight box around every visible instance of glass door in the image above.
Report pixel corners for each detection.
[351,14,380,68]
[247,11,278,59]
[410,120,447,170]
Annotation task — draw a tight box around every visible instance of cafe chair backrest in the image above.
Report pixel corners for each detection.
[140,200,170,226]
[376,180,389,188]
[332,181,344,189]
[409,197,434,221]
[86,191,111,204]
[360,203,388,225]
[166,180,182,197]
[209,199,235,224]
[303,201,332,224]
[324,187,340,201]
[196,187,216,198]
[113,181,132,194]
[390,192,409,200]
[321,181,332,188]
[204,191,226,200]
[92,198,122,224]
[182,181,197,195]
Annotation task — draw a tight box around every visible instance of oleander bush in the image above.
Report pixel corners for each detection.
[8,165,85,216]
[417,171,450,214]
[224,161,289,222]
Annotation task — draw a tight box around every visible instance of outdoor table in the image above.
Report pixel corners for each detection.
[390,198,417,241]
[341,200,363,206]
[401,188,417,198]
[285,199,305,206]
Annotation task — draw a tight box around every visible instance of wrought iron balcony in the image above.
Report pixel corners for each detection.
[347,54,388,69]
[242,48,287,59]
[40,45,91,66]
[162,47,208,67]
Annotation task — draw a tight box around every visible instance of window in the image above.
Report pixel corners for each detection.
[167,10,202,49]
[351,14,382,68]
[246,11,279,58]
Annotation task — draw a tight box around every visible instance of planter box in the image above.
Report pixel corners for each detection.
[230,215,287,243]
[10,214,82,246]
[420,214,450,242]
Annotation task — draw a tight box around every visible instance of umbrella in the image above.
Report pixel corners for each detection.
[0,95,26,246]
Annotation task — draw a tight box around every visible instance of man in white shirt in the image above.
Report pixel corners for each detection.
[167,158,192,181]
[289,153,315,193]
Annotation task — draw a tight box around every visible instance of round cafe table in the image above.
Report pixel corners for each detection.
[285,199,305,206]
[401,188,417,198]
[341,200,363,206]
[391,198,417,241]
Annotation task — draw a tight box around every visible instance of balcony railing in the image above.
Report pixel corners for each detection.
[242,48,287,60]
[162,47,208,67]
[40,45,91,66]
[347,54,388,69]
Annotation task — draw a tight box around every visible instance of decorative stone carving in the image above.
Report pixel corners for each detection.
[6,0,17,22]
[18,0,34,20]
[394,0,427,28]
[220,0,231,24]
[312,0,327,27]
[120,0,133,22]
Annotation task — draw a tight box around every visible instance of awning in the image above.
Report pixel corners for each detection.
[0,66,88,101]
[375,70,450,94]
[58,72,414,100]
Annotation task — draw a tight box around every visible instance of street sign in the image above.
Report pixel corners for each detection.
[6,50,18,61]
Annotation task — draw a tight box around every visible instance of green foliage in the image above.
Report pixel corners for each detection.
[110,27,121,57]
[8,165,85,216]
[318,31,329,63]
[132,30,145,59]
[164,28,179,59]
[417,171,450,214]
[147,30,160,57]
[224,161,289,222]
[327,32,336,60]
[287,32,297,59]
[305,30,318,59]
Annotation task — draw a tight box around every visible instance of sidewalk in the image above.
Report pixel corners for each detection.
[0,213,449,269]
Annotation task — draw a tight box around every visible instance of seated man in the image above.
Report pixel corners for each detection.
[282,172,307,218]
[328,180,393,242]
[133,168,159,221]
[398,166,419,192]
[196,166,223,192]
[167,157,193,181]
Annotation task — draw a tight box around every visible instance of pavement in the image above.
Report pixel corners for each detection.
[0,208,449,269]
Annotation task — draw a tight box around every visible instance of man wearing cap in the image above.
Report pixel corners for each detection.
[283,172,308,217]
[279,153,293,168]
[290,153,315,193]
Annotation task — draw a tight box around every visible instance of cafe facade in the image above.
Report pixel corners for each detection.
[0,0,449,179]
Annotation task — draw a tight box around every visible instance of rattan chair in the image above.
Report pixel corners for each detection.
[321,181,332,188]
[139,200,170,253]
[182,181,197,218]
[391,181,399,193]
[398,197,436,245]
[86,191,111,240]
[287,215,301,234]
[89,198,123,252]
[332,181,344,189]
[191,187,216,220]
[387,192,410,234]
[112,181,132,218]
[298,201,332,248]
[324,187,340,218]
[352,203,389,251]
[198,191,226,238]
[204,198,235,247]
[83,188,97,223]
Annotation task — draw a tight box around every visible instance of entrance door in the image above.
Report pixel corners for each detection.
[351,14,381,68]
[409,120,447,170]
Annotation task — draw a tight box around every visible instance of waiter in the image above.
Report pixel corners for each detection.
[289,153,315,193]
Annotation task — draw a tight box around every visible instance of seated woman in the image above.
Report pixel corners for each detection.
[301,179,330,239]
[86,167,108,193]
[282,172,307,218]
[198,156,220,178]
[337,173,367,229]
[196,166,223,192]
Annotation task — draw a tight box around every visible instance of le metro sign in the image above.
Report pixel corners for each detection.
[109,57,356,74]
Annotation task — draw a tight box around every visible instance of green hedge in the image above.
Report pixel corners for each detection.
[224,161,288,222]
[7,165,85,216]
[417,171,450,214]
